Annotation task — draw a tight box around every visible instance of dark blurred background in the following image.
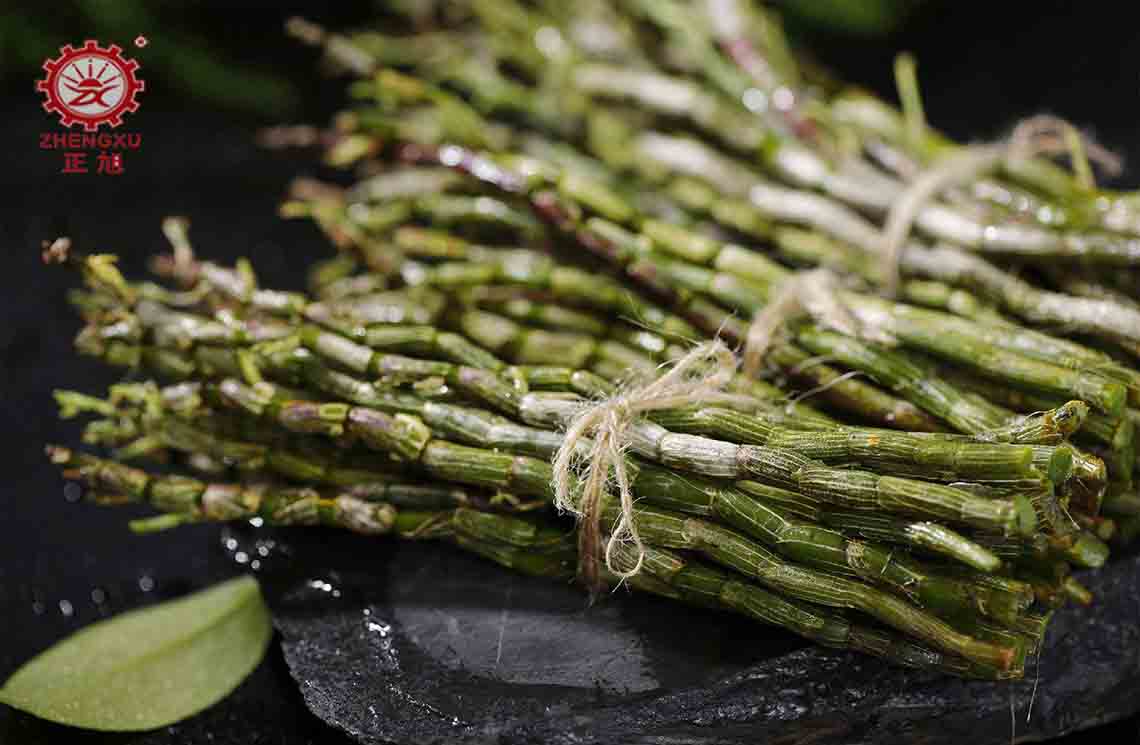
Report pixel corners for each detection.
[1,2,1139,743]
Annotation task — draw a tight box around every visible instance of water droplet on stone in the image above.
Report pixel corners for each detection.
[90,587,107,605]
[139,575,156,593]
[221,525,291,570]
[59,599,74,617]
[63,482,83,503]
[308,579,335,593]
[366,620,391,637]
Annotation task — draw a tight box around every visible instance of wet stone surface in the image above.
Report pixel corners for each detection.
[275,537,1140,745]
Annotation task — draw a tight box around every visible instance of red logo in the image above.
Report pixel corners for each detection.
[37,40,145,131]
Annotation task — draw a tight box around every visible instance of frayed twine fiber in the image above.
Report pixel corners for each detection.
[551,340,737,593]
[741,268,892,377]
[880,114,1124,297]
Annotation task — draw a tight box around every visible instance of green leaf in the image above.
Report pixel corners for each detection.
[0,575,272,731]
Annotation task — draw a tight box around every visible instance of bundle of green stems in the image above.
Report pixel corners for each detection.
[47,0,1140,682]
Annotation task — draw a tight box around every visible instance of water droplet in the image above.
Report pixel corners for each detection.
[772,87,795,111]
[249,516,264,528]
[366,621,391,636]
[188,452,224,474]
[742,88,768,113]
[308,579,335,593]
[63,482,83,503]
[472,159,501,184]
[221,525,291,571]
[139,575,156,593]
[31,597,46,615]
[439,145,463,167]
[534,26,565,58]
[346,202,371,223]
[59,599,74,617]
[401,262,426,285]
[90,587,107,605]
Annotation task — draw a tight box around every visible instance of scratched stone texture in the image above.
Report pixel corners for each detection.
[273,535,1140,745]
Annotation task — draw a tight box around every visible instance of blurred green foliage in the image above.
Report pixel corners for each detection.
[1,0,299,116]
[781,0,925,36]
[1,0,923,117]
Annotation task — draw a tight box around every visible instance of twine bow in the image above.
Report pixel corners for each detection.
[551,340,737,594]
[880,115,1123,297]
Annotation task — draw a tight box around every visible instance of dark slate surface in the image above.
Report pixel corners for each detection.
[274,534,1140,745]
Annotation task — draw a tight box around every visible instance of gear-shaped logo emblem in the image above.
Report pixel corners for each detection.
[36,40,145,131]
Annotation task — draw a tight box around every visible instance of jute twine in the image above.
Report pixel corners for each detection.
[741,267,892,377]
[880,114,1123,297]
[551,340,737,593]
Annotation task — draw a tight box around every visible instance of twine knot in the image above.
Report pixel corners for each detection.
[551,340,737,594]
[742,268,891,377]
